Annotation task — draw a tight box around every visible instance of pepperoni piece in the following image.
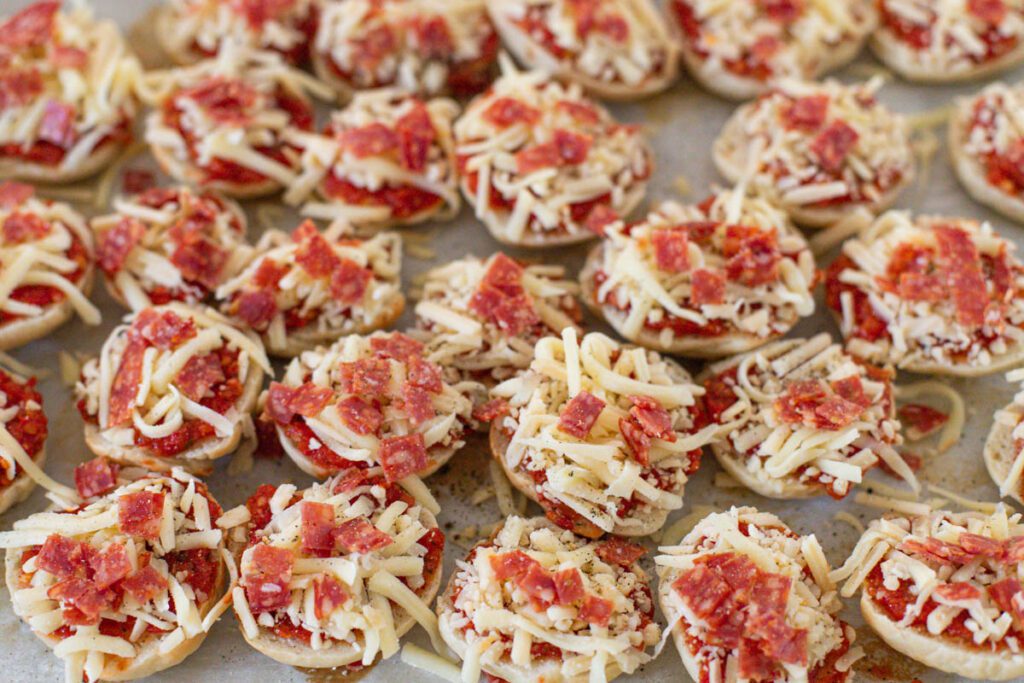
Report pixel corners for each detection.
[118,491,166,540]
[329,258,372,305]
[171,236,228,289]
[515,129,593,173]
[407,357,443,393]
[313,575,349,620]
[73,457,119,499]
[935,225,988,328]
[595,537,646,567]
[518,563,557,608]
[0,2,59,50]
[107,333,147,426]
[673,563,732,619]
[300,501,337,555]
[557,100,601,125]
[933,582,982,603]
[810,120,859,173]
[265,381,332,424]
[245,543,294,613]
[558,391,605,439]
[724,226,779,287]
[782,94,828,130]
[47,577,112,625]
[651,228,690,273]
[333,517,393,553]
[553,129,592,165]
[340,122,400,158]
[761,0,804,23]
[1006,536,1024,562]
[515,141,561,174]
[121,168,156,195]
[0,68,43,111]
[252,258,289,289]
[379,433,428,482]
[395,100,436,172]
[134,309,197,349]
[958,533,1006,559]
[0,181,33,208]
[989,577,1024,621]
[234,289,278,330]
[482,97,541,129]
[294,229,342,279]
[489,550,537,581]
[690,268,726,305]
[401,382,434,426]
[583,204,619,235]
[775,379,864,430]
[619,416,651,467]
[179,76,259,125]
[968,0,1007,23]
[897,272,944,302]
[482,253,526,296]
[898,537,974,565]
[579,594,613,626]
[331,468,370,494]
[97,217,145,276]
[35,534,90,579]
[336,396,383,436]
[339,358,392,397]
[469,285,540,336]
[121,564,169,604]
[37,100,76,148]
[814,396,865,429]
[830,376,869,407]
[629,395,674,440]
[89,543,132,590]
[738,638,776,680]
[552,567,586,606]
[898,403,948,440]
[2,211,49,244]
[175,353,225,402]
[472,398,510,423]
[370,332,424,361]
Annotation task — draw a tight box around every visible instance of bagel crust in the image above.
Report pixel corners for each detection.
[1,470,232,683]
[824,211,1024,376]
[487,0,678,100]
[984,399,1024,504]
[580,191,815,358]
[437,516,660,682]
[454,60,652,248]
[838,507,1024,681]
[488,332,714,538]
[75,303,269,474]
[656,507,856,682]
[216,222,405,359]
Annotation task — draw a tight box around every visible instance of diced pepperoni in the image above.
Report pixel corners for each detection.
[775,379,864,429]
[898,537,974,565]
[300,501,337,555]
[174,353,225,402]
[482,97,541,129]
[340,122,399,158]
[619,416,651,467]
[958,533,1006,559]
[489,550,537,581]
[244,543,294,613]
[73,457,119,499]
[724,226,779,287]
[291,220,318,243]
[830,376,869,407]
[583,204,618,235]
[265,381,333,425]
[179,76,259,124]
[750,573,791,615]
[339,358,392,397]
[294,228,342,279]
[558,391,605,439]
[1006,536,1024,562]
[0,2,59,50]
[482,253,525,296]
[402,382,434,426]
[252,258,289,289]
[395,100,436,172]
[761,0,804,23]
[968,0,1007,24]
[473,398,510,423]
[234,289,278,330]
[898,403,948,440]
[134,309,197,349]
[810,120,859,173]
[556,100,601,125]
[674,563,732,619]
[518,563,557,608]
[48,577,112,624]
[515,141,561,174]
[651,228,690,273]
[121,564,168,604]
[35,534,90,579]
[407,357,443,393]
[171,237,227,289]
[595,537,646,567]
[331,468,370,494]
[690,268,726,305]
[700,553,761,597]
[0,68,43,111]
[469,285,540,336]
[336,396,383,436]
[0,181,33,208]
[814,396,865,429]
[782,94,828,130]
[738,638,776,680]
[107,334,146,427]
[578,594,613,626]
[933,582,982,603]
[989,577,1024,620]
[410,14,454,58]
[552,568,586,606]
[935,225,988,328]
[328,258,372,305]
[118,491,165,540]
[333,517,393,554]
[2,211,49,244]
[370,332,424,361]
[97,217,145,276]
[313,575,349,620]
[553,129,592,165]
[897,272,945,302]
[37,100,75,148]
[379,433,428,482]
[628,395,674,440]
[89,543,132,590]
[121,168,156,195]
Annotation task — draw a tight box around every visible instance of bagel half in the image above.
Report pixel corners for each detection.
[983,400,1024,505]
[0,140,126,186]
[0,449,45,516]
[0,268,95,351]
[871,29,1024,84]
[148,133,283,200]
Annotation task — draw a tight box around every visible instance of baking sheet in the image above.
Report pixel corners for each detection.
[1,1,1023,681]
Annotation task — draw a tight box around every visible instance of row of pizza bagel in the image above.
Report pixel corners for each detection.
[6,1,1024,239]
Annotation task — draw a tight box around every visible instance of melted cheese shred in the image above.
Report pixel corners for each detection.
[593,190,815,345]
[0,4,141,174]
[656,507,855,682]
[411,254,580,385]
[491,331,713,534]
[76,303,268,463]
[0,469,239,683]
[0,196,100,328]
[439,516,660,682]
[232,474,441,661]
[706,333,915,497]
[835,506,1024,647]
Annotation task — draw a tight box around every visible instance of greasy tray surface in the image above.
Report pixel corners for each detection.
[1,1,1022,681]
